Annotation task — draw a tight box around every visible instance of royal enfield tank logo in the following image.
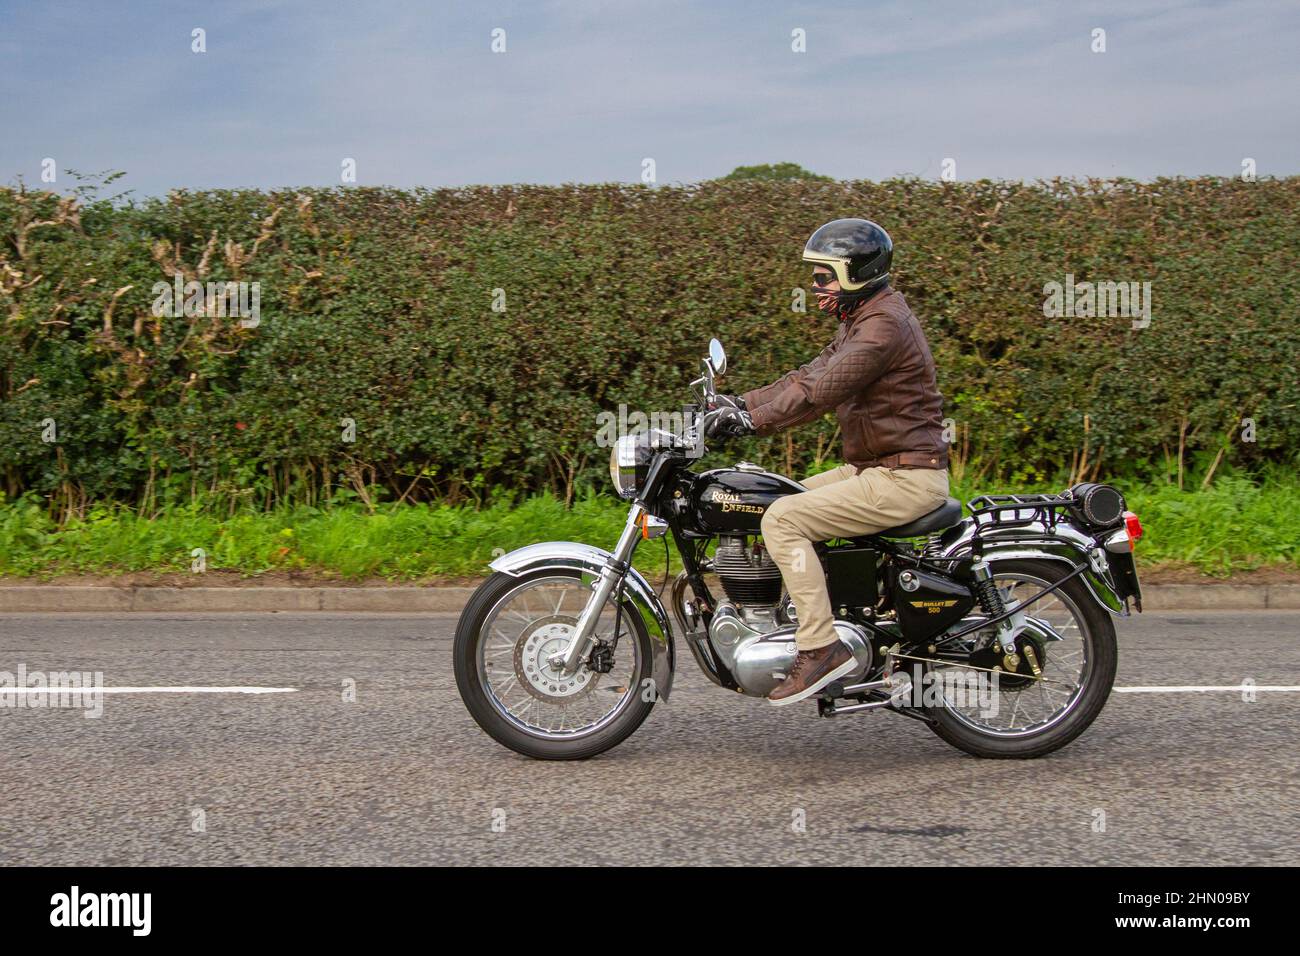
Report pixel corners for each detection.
[909,599,959,615]
[708,490,765,514]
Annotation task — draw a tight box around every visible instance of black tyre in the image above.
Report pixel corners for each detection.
[926,559,1118,759]
[453,569,659,760]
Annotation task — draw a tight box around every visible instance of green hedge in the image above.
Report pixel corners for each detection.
[2,177,1296,516]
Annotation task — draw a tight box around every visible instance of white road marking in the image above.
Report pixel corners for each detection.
[1115,685,1300,693]
[2,686,297,695]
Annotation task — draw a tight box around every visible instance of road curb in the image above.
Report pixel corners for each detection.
[0,583,1289,612]
[0,586,480,613]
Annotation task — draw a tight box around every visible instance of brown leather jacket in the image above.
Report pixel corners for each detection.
[741,286,948,470]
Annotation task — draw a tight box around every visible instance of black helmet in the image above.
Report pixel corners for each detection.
[802,218,893,295]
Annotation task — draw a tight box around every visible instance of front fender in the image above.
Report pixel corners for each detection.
[489,541,676,700]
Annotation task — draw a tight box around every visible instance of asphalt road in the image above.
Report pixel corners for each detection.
[1,610,1296,866]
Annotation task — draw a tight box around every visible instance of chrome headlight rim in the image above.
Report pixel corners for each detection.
[609,435,641,500]
[609,429,676,500]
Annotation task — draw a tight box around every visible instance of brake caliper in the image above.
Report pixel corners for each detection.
[587,641,616,674]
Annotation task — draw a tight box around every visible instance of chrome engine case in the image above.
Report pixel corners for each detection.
[708,603,874,698]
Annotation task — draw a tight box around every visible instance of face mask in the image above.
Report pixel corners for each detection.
[812,272,843,316]
[816,280,887,320]
[814,290,839,316]
[815,288,859,320]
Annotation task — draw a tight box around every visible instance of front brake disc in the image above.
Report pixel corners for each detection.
[512,615,600,702]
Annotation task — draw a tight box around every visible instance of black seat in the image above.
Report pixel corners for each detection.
[875,497,963,538]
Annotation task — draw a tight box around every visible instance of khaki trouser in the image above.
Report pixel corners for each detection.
[761,464,950,650]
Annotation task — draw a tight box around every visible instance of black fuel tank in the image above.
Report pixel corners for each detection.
[690,467,805,534]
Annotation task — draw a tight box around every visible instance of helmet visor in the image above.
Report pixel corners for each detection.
[802,251,859,290]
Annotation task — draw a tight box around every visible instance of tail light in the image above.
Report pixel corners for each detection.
[1124,511,1143,545]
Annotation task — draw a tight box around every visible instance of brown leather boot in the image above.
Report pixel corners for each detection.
[768,640,857,706]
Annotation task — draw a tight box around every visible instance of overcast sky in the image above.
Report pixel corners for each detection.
[2,0,1297,195]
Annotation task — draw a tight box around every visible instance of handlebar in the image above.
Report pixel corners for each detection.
[691,356,718,407]
[680,346,731,451]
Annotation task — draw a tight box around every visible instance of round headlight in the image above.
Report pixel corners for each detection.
[610,435,642,500]
[608,429,674,500]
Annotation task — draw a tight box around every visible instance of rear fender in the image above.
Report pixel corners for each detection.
[940,522,1128,616]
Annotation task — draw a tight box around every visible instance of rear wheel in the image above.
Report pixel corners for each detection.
[453,569,658,760]
[926,559,1117,759]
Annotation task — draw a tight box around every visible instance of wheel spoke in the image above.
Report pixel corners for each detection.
[938,568,1097,737]
[476,575,642,740]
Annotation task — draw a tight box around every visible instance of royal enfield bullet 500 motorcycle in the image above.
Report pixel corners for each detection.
[454,341,1144,760]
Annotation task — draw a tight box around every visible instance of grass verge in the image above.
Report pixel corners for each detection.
[0,470,1295,582]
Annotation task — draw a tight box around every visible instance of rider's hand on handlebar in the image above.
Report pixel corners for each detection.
[709,393,747,412]
[703,406,755,440]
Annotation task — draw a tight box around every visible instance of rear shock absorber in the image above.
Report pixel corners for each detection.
[970,558,1016,652]
[970,559,1005,616]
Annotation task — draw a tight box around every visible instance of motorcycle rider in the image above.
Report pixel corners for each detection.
[706,219,950,705]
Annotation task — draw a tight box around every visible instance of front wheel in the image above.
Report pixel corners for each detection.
[925,558,1118,759]
[453,568,659,760]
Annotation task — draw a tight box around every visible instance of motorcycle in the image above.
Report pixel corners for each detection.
[454,340,1144,760]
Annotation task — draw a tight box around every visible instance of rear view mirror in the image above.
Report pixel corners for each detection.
[707,338,727,377]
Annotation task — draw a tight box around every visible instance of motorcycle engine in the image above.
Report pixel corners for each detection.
[713,535,783,605]
[706,535,873,697]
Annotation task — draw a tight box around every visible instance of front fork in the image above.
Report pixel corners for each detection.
[553,502,646,676]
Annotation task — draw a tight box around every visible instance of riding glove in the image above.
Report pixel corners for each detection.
[705,406,755,439]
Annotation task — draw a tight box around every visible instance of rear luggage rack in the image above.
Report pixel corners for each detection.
[965,491,1078,531]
